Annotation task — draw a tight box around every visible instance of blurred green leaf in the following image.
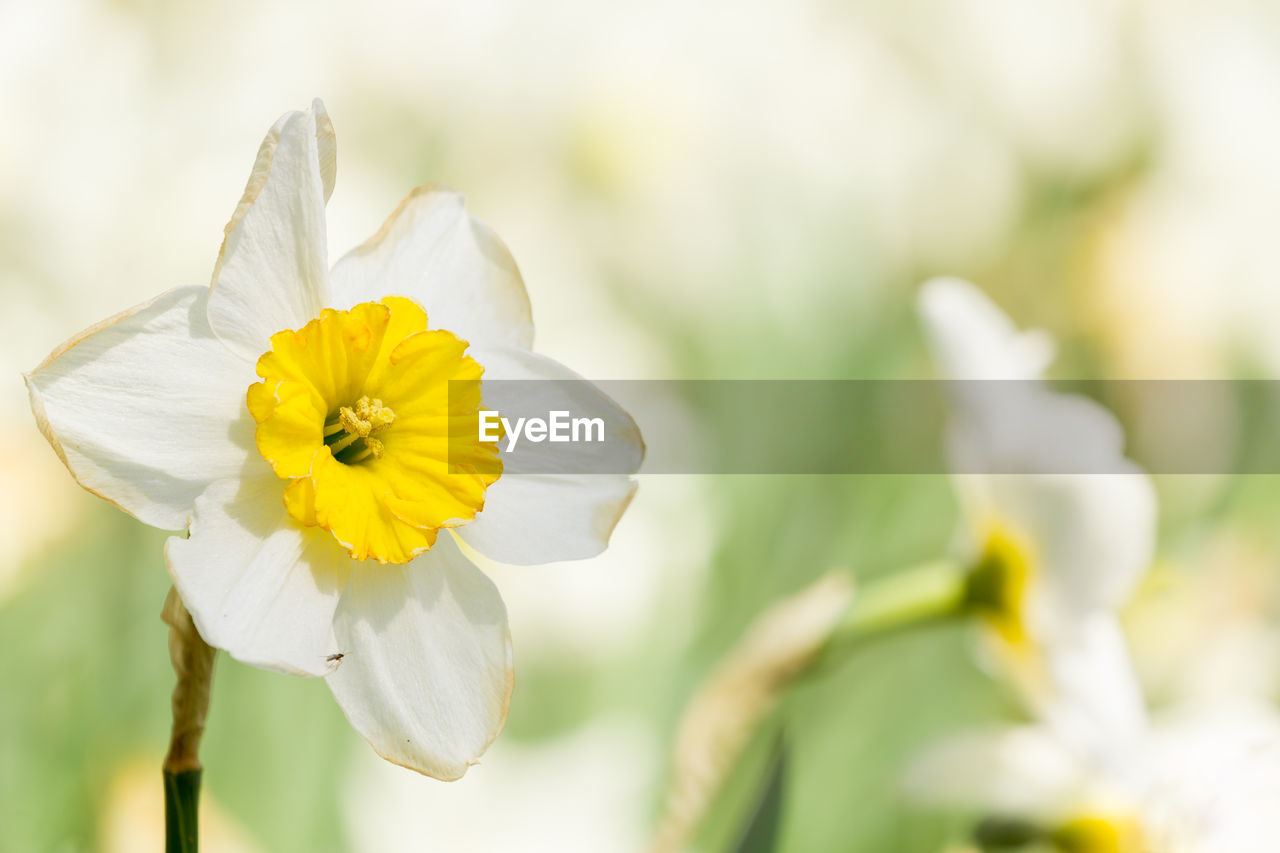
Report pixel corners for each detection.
[733,736,788,853]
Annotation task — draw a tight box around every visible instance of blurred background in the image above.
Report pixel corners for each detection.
[5,0,1280,850]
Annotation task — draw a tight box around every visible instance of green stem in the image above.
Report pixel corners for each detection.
[164,769,202,853]
[161,588,215,853]
[972,815,1044,850]
[826,560,967,651]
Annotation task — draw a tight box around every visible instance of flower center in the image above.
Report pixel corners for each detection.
[963,522,1033,647]
[246,297,502,564]
[1049,813,1144,853]
[325,396,396,464]
[974,813,1144,853]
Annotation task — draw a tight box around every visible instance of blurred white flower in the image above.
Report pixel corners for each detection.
[918,277,1155,746]
[906,690,1280,853]
[907,578,1280,853]
[26,100,642,779]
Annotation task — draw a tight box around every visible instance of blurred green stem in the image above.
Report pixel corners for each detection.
[161,587,216,853]
[973,815,1044,850]
[828,560,967,649]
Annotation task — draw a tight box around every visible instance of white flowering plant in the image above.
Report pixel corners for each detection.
[26,100,641,850]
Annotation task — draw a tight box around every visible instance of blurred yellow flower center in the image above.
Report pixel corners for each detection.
[1050,813,1144,853]
[963,523,1033,647]
[247,296,502,564]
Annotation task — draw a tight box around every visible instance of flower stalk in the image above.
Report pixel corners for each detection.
[161,587,216,853]
[827,560,967,650]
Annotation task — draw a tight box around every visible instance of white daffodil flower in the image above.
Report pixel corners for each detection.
[906,670,1280,853]
[26,100,642,780]
[917,277,1155,746]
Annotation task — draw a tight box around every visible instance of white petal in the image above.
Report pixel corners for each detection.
[946,387,1129,475]
[922,278,1133,477]
[166,475,351,677]
[459,475,638,566]
[326,535,513,780]
[207,102,332,360]
[918,276,1054,380]
[1038,615,1147,768]
[328,186,533,349]
[902,726,1086,818]
[1140,704,1280,853]
[26,285,256,531]
[313,99,338,203]
[457,346,642,565]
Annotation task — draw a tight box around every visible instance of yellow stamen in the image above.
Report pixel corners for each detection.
[338,396,396,438]
[328,431,360,455]
[323,396,396,461]
[344,437,385,464]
